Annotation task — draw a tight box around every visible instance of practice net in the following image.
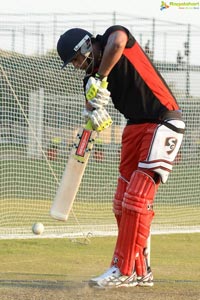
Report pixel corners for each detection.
[0,13,200,238]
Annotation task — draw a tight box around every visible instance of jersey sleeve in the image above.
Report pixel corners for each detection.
[96,25,135,48]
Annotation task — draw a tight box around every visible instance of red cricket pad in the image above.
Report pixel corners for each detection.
[113,176,128,229]
[135,213,154,276]
[135,247,148,277]
[112,170,156,276]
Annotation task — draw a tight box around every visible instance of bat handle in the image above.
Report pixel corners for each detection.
[84,119,93,130]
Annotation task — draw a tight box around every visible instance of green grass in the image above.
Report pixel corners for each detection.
[0,234,199,282]
[0,234,200,300]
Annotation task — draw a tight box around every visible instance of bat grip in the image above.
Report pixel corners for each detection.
[84,119,94,130]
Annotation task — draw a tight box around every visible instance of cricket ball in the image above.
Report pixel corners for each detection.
[32,222,44,235]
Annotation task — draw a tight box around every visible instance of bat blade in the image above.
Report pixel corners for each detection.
[50,124,96,221]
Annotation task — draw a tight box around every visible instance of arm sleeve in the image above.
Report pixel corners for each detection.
[96,25,135,49]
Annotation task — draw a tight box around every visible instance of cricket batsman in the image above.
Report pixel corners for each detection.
[57,25,185,288]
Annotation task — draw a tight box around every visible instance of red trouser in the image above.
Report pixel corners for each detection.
[120,123,159,180]
[112,123,160,276]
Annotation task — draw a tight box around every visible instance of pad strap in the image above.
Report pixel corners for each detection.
[135,247,148,276]
[162,121,185,134]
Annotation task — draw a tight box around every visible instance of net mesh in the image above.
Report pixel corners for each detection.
[0,13,200,238]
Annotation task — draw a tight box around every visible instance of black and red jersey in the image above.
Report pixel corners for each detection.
[88,25,181,123]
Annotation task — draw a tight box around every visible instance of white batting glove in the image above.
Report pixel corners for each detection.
[88,89,111,109]
[85,75,111,109]
[91,108,113,132]
[83,108,113,132]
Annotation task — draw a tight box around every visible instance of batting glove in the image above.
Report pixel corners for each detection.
[85,74,111,109]
[82,107,113,132]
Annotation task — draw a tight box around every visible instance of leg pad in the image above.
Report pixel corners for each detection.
[113,176,128,228]
[112,171,156,275]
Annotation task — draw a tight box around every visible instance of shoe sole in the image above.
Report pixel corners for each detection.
[137,282,154,287]
[89,280,139,289]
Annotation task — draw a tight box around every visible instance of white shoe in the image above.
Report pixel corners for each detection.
[137,268,154,287]
[89,266,138,289]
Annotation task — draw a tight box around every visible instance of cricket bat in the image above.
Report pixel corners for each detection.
[50,120,97,221]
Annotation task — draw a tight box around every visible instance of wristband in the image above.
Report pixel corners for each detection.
[95,73,108,82]
[95,73,108,89]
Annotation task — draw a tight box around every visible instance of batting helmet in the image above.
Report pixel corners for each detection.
[57,28,93,68]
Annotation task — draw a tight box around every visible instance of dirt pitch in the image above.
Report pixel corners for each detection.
[0,279,200,300]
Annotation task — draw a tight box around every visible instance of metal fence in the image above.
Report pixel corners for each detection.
[0,12,200,65]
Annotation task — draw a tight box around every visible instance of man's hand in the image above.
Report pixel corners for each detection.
[88,89,110,109]
[85,75,111,109]
[82,107,113,132]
